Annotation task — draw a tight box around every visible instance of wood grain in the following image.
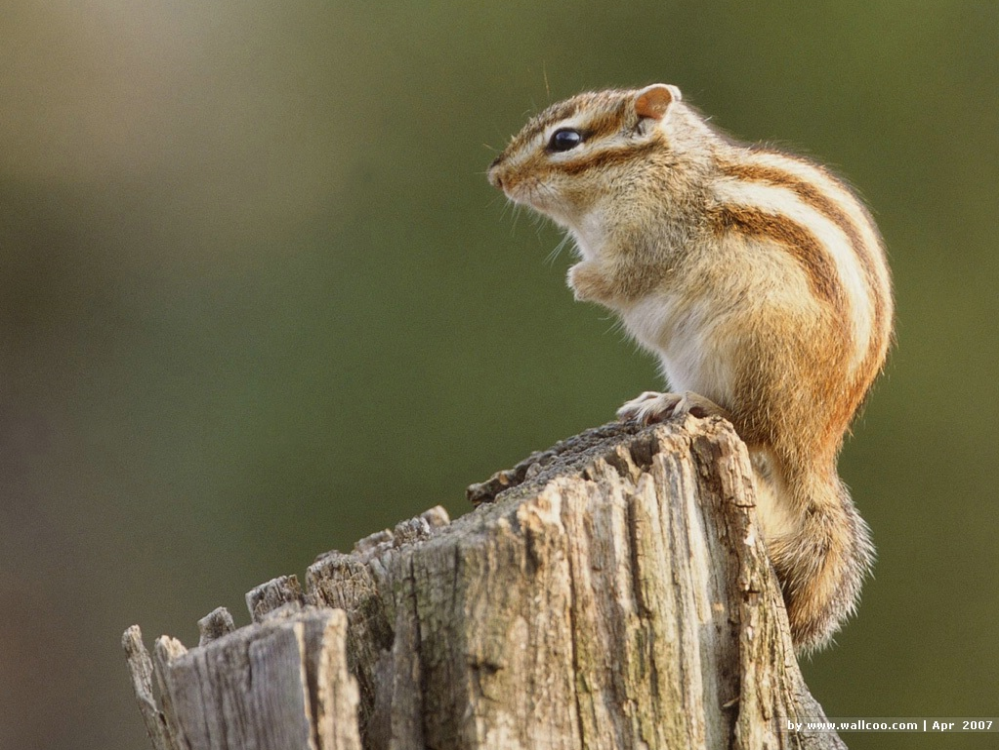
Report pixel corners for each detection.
[124,416,846,749]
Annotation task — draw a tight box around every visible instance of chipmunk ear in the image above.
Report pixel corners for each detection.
[633,84,681,121]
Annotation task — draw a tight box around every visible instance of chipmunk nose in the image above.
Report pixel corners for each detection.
[487,155,505,189]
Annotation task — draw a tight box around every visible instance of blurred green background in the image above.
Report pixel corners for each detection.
[1,1,996,748]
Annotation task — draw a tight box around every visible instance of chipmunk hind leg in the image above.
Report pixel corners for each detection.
[765,472,875,653]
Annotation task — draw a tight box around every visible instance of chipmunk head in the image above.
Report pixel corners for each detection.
[488,84,684,227]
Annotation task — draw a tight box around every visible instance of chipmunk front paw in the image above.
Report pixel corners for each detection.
[617,390,730,424]
[568,261,616,304]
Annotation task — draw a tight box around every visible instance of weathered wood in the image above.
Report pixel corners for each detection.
[124,417,846,749]
[127,608,362,750]
[122,625,177,750]
[247,575,305,623]
[198,607,236,647]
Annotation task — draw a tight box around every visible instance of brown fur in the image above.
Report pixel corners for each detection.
[488,85,893,652]
[709,203,849,311]
[718,158,892,365]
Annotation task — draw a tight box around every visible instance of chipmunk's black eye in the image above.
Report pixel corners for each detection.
[548,128,583,152]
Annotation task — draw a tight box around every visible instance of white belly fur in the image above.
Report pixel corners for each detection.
[620,294,736,407]
[620,294,796,542]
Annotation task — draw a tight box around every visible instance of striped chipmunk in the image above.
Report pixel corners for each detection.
[487,84,893,652]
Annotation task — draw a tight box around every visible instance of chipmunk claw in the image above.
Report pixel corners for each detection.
[616,391,683,424]
[617,390,730,424]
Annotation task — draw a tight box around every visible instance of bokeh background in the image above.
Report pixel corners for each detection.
[2,1,996,748]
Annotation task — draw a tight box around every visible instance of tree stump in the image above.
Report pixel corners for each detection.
[123,416,846,749]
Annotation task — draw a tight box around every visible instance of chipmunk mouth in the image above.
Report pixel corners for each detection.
[488,162,562,220]
[504,178,545,210]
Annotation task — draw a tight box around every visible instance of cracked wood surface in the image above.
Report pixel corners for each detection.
[124,416,846,749]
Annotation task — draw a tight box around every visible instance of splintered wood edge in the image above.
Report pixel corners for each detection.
[123,417,836,748]
[466,419,651,504]
[466,416,744,510]
[247,574,305,623]
[122,625,175,750]
[198,606,236,646]
[131,608,362,750]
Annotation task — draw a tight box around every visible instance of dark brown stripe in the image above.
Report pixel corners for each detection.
[519,101,580,142]
[719,160,879,275]
[521,92,631,143]
[555,140,659,176]
[718,158,890,375]
[584,107,629,140]
[711,204,847,313]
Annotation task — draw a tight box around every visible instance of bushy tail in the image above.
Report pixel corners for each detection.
[766,476,874,653]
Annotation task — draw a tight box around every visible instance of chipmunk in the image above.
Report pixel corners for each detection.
[487,84,893,652]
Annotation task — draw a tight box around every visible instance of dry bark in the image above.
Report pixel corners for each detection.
[124,416,846,749]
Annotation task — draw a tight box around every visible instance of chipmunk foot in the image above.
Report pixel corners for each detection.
[616,390,730,424]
